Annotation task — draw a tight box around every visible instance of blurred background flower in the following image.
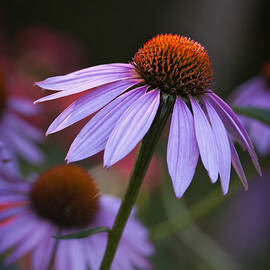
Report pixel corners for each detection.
[0,165,153,270]
[231,61,270,155]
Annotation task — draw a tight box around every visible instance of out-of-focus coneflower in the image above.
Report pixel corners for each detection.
[0,165,153,270]
[0,66,44,175]
[36,34,260,197]
[231,60,270,155]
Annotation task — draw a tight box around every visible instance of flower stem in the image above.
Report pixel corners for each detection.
[47,229,61,270]
[99,93,175,270]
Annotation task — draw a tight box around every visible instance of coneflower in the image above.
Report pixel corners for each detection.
[36,34,260,197]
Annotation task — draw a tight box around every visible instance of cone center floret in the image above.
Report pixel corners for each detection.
[30,165,100,228]
[132,34,214,97]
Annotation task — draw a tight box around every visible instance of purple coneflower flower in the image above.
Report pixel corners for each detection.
[231,61,270,155]
[0,68,44,174]
[35,34,261,198]
[0,165,153,270]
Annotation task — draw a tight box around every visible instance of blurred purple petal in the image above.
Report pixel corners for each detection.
[249,120,270,155]
[167,97,199,198]
[104,89,160,167]
[5,114,43,141]
[190,97,219,183]
[6,224,49,265]
[231,77,265,105]
[46,80,139,134]
[8,98,39,116]
[69,240,87,270]
[55,241,72,270]
[0,214,34,254]
[66,86,147,162]
[32,235,55,270]
[2,124,44,164]
[203,97,231,195]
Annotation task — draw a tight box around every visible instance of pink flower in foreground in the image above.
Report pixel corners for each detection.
[35,34,261,198]
[0,165,153,270]
[232,61,270,155]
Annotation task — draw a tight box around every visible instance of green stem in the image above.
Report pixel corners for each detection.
[47,229,61,270]
[99,93,175,270]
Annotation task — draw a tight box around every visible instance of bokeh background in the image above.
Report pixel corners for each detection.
[1,0,270,269]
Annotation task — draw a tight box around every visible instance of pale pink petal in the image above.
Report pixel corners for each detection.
[46,80,139,134]
[229,138,248,190]
[167,97,199,198]
[190,97,219,183]
[104,89,160,167]
[66,86,147,162]
[203,98,231,195]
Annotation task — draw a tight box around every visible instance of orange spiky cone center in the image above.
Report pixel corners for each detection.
[132,34,214,96]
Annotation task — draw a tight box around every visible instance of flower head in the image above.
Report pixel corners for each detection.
[35,34,261,198]
[0,165,153,270]
[30,165,100,228]
[133,35,213,96]
[232,60,270,155]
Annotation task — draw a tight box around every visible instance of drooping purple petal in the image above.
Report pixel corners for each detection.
[66,86,147,163]
[167,97,199,198]
[46,80,139,134]
[190,97,219,183]
[229,138,248,190]
[205,92,261,175]
[104,89,160,167]
[35,64,141,102]
[202,97,231,195]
